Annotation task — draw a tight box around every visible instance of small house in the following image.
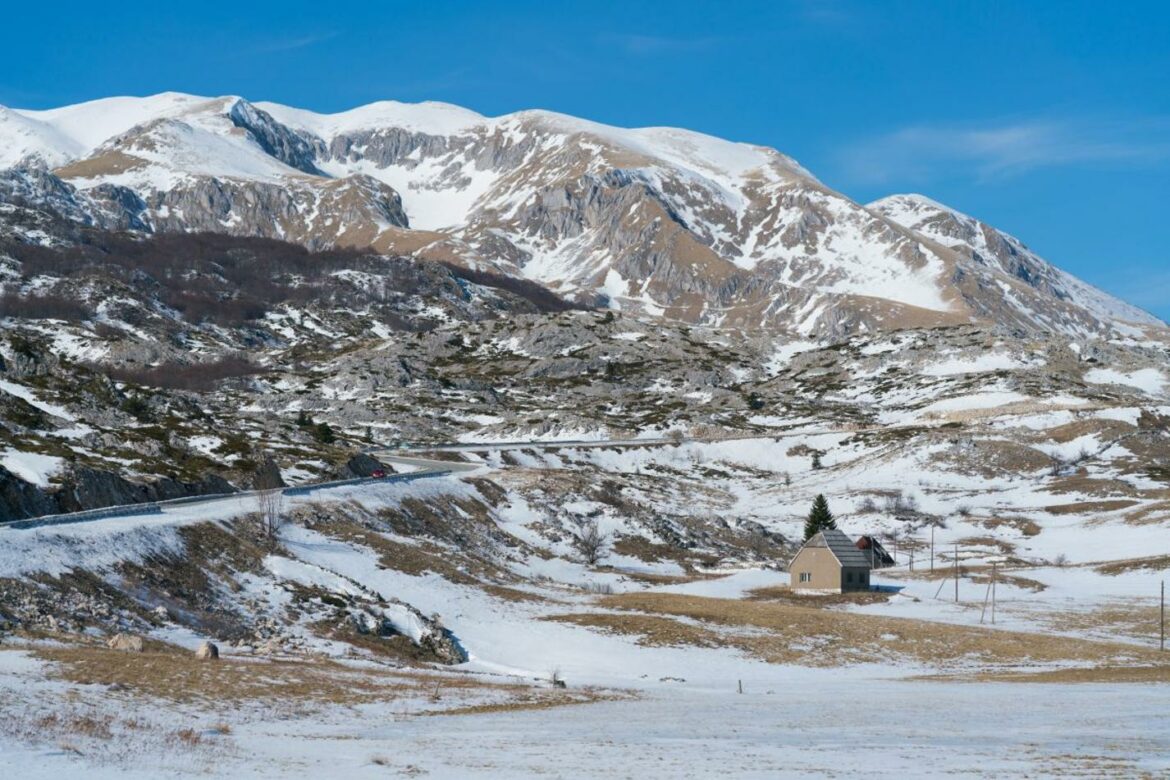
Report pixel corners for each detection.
[855,535,895,568]
[789,528,872,592]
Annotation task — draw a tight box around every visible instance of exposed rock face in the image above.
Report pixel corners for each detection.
[107,633,144,652]
[0,464,237,523]
[0,467,58,522]
[141,174,409,249]
[252,456,286,491]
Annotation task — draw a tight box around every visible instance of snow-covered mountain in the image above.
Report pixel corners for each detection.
[0,92,1160,337]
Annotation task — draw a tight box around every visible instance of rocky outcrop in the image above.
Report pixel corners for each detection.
[340,454,390,479]
[0,464,237,523]
[107,632,144,652]
[229,100,322,176]
[195,640,219,660]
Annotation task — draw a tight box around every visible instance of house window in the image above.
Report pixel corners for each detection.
[846,572,854,583]
[799,572,811,583]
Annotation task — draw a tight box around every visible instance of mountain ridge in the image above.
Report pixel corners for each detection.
[0,92,1161,338]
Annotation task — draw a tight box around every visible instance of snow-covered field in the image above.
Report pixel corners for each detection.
[4,643,1169,779]
[3,421,1170,778]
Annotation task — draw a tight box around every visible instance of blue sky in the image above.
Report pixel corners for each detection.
[4,1,1168,318]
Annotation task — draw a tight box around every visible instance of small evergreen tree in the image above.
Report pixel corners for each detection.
[811,451,823,470]
[312,421,335,444]
[803,494,837,541]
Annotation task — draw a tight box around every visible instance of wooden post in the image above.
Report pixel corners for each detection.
[930,525,935,572]
[1161,581,1165,652]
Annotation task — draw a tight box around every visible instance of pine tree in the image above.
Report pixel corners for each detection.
[803,494,836,541]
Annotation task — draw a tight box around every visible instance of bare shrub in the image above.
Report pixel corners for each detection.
[1053,553,1069,567]
[881,491,919,514]
[1049,454,1071,477]
[97,355,266,391]
[583,580,614,595]
[256,488,285,542]
[0,292,91,321]
[438,261,589,313]
[858,496,877,513]
[574,518,609,565]
[173,728,202,747]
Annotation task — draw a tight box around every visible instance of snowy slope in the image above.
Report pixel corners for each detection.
[871,193,1163,328]
[0,106,84,168]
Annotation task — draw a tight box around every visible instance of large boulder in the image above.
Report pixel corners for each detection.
[341,454,391,479]
[195,641,219,661]
[106,633,144,652]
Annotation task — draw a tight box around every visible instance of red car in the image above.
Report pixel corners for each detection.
[370,469,386,479]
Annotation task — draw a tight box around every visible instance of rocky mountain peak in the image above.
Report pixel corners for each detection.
[0,93,1161,338]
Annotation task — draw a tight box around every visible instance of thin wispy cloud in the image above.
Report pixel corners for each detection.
[250,31,340,55]
[840,116,1170,185]
[796,0,858,28]
[1107,269,1170,321]
[599,33,724,56]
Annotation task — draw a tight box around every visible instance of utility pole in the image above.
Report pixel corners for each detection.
[1162,581,1165,652]
[954,544,959,603]
[991,563,997,625]
[930,525,935,572]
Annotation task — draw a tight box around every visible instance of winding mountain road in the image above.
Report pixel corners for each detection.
[1,425,936,530]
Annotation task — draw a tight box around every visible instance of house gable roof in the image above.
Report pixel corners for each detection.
[795,528,872,569]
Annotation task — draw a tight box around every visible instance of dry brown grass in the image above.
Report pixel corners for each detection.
[966,571,1047,592]
[1095,554,1170,576]
[31,642,610,718]
[977,515,1043,537]
[940,665,1170,684]
[546,612,723,649]
[1045,499,1138,515]
[323,518,486,585]
[745,586,893,606]
[421,687,619,717]
[481,584,555,604]
[1021,602,1163,644]
[549,592,1170,672]
[38,644,522,706]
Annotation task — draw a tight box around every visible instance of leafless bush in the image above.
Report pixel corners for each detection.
[438,261,589,313]
[256,488,285,541]
[98,356,266,391]
[858,496,877,513]
[574,518,609,565]
[583,580,614,595]
[1053,553,1069,567]
[956,504,972,517]
[1049,454,1071,477]
[173,728,202,747]
[881,491,919,514]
